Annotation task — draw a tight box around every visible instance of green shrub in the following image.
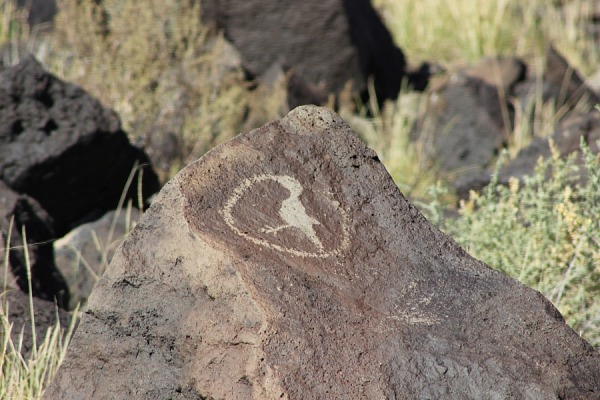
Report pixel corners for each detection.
[428,139,600,347]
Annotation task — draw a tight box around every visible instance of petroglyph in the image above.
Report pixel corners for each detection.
[220,174,350,258]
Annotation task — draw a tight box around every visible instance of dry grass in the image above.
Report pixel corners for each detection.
[47,0,250,178]
[1,222,78,399]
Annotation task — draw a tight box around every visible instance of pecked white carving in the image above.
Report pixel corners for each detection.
[220,174,350,258]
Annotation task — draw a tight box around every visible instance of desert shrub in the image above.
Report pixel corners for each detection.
[427,140,600,347]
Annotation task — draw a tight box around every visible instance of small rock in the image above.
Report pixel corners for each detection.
[456,109,600,198]
[514,45,600,115]
[417,57,523,186]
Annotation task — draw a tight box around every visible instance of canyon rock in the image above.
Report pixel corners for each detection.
[44,106,600,399]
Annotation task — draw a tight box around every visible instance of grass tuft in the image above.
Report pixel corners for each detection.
[1,224,79,399]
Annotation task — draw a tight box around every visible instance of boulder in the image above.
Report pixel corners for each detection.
[431,49,598,197]
[44,106,600,399]
[54,207,142,310]
[0,180,68,307]
[417,56,526,187]
[0,56,160,236]
[455,109,600,198]
[16,0,57,28]
[513,45,600,116]
[500,110,600,182]
[200,0,406,101]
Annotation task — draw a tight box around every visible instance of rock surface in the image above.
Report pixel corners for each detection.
[0,56,159,236]
[0,180,68,307]
[200,0,406,101]
[455,109,600,198]
[500,109,600,182]
[16,0,57,28]
[44,106,600,399]
[417,56,525,185]
[423,47,599,197]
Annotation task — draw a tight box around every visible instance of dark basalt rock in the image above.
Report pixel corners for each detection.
[44,106,600,399]
[0,56,159,236]
[455,109,600,198]
[200,0,406,102]
[0,179,68,307]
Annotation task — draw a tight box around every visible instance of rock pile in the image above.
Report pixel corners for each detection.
[44,106,600,399]
[0,56,159,237]
[417,46,600,196]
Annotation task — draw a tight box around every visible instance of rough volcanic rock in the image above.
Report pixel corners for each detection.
[453,48,599,197]
[513,45,600,115]
[16,0,57,28]
[44,106,600,399]
[0,56,159,236]
[54,208,142,310]
[500,110,600,182]
[200,0,406,101]
[0,180,68,307]
[417,56,526,187]
[455,109,600,198]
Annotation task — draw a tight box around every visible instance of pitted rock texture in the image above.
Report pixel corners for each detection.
[0,56,159,236]
[44,106,600,399]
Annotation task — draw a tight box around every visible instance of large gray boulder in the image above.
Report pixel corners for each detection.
[44,106,600,399]
[417,56,526,190]
[0,56,159,236]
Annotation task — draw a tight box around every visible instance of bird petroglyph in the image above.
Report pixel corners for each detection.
[260,175,324,253]
[220,174,350,258]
